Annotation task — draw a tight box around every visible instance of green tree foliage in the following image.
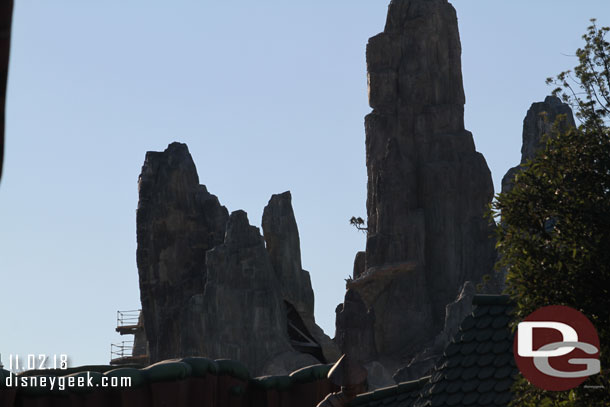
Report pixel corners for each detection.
[547,20,610,130]
[493,20,610,407]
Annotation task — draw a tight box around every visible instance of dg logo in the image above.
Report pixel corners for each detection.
[514,305,601,391]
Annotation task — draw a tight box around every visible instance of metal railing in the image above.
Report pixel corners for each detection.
[111,341,134,360]
[116,310,141,328]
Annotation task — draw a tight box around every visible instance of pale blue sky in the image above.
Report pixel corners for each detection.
[1,1,608,368]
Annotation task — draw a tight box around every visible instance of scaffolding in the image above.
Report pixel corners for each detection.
[111,341,134,359]
[115,309,142,335]
[110,309,148,365]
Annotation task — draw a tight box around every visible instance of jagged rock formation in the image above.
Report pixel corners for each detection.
[335,0,497,383]
[262,192,340,364]
[137,142,229,362]
[137,142,338,376]
[187,210,318,374]
[502,95,576,193]
[262,192,314,317]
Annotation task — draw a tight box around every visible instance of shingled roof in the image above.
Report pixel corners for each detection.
[348,294,517,407]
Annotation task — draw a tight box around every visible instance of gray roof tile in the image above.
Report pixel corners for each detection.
[462,367,479,381]
[478,391,496,405]
[462,391,479,405]
[348,295,517,407]
[476,328,494,342]
[476,353,495,367]
[461,355,478,368]
[446,392,463,406]
[475,341,494,354]
[475,315,493,329]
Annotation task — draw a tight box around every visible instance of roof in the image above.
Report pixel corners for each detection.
[1,357,338,406]
[348,294,517,407]
[348,376,430,407]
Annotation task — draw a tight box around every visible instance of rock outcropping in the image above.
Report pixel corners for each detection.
[137,142,338,375]
[137,142,229,362]
[262,192,340,364]
[336,0,497,382]
[502,96,576,193]
[187,209,317,374]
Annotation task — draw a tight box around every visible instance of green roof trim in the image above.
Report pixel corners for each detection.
[143,360,192,383]
[181,357,219,377]
[6,357,333,398]
[289,363,333,383]
[104,367,148,388]
[214,359,250,381]
[16,364,139,378]
[348,376,429,407]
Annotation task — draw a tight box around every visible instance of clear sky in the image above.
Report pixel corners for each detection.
[1,1,609,368]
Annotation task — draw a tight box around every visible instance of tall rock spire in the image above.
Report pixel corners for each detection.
[136,142,229,362]
[337,0,497,382]
[262,192,340,364]
[502,95,576,193]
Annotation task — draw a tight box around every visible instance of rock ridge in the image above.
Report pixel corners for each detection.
[136,142,338,376]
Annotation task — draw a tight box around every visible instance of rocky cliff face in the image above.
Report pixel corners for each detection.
[137,142,229,362]
[502,96,576,193]
[186,209,318,374]
[262,192,340,364]
[336,0,497,381]
[262,192,314,320]
[137,143,338,375]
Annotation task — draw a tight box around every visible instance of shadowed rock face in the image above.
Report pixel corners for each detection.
[335,289,377,364]
[137,143,337,375]
[336,0,497,381]
[137,142,229,362]
[502,96,576,193]
[353,252,366,279]
[262,192,340,364]
[188,210,318,374]
[262,191,314,318]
